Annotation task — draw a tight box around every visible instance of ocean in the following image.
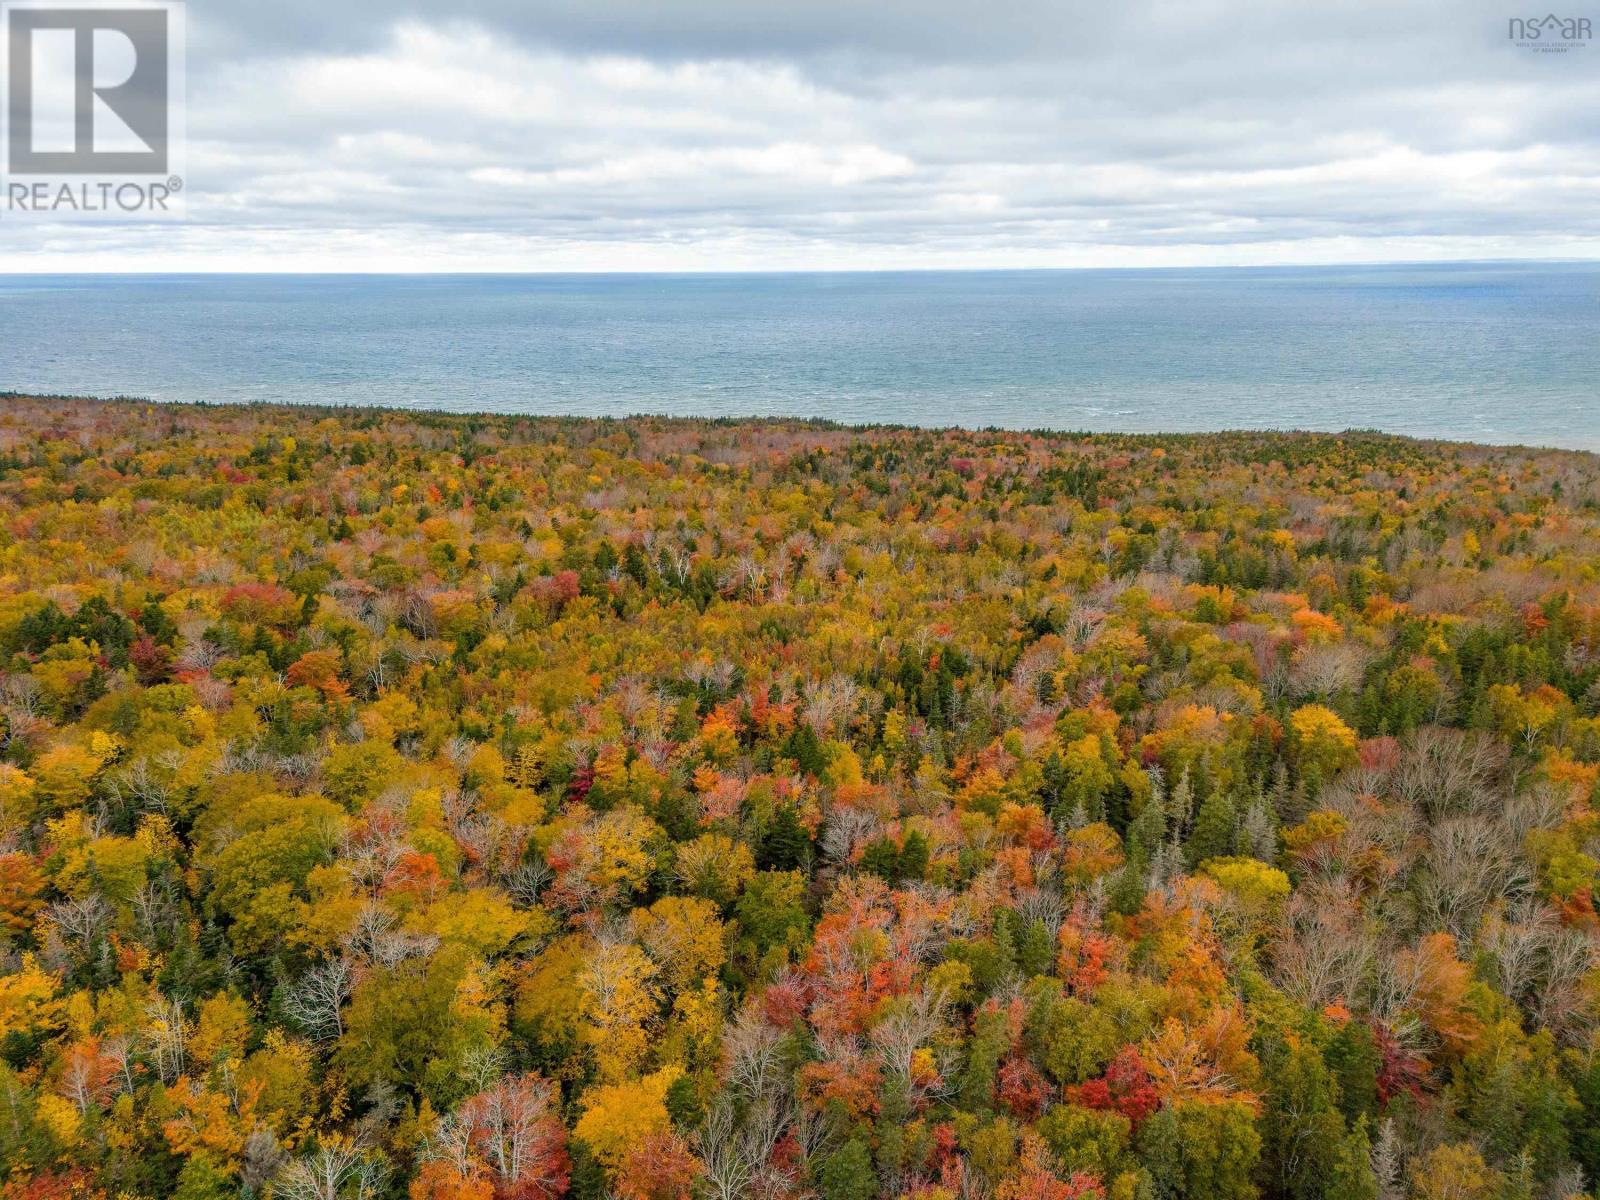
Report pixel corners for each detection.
[0,262,1595,449]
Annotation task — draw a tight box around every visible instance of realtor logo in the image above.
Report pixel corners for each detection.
[1507,13,1592,51]
[2,0,184,216]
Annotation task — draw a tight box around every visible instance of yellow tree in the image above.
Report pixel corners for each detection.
[579,937,660,1081]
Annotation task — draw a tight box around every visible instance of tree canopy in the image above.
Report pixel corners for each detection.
[2,396,1600,1200]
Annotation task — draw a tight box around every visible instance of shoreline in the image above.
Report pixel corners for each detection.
[4,391,1596,459]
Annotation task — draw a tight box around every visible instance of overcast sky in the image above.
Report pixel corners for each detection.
[5,0,1600,270]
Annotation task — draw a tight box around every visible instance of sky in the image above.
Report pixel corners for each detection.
[4,0,1600,271]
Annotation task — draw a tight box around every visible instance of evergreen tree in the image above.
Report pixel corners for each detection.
[759,804,812,871]
[1185,790,1237,868]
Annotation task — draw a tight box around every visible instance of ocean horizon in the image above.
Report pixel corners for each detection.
[2,260,1596,450]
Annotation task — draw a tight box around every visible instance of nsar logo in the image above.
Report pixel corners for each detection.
[1508,13,1592,51]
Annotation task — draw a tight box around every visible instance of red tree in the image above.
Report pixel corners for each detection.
[459,1073,570,1200]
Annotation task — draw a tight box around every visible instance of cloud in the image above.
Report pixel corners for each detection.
[5,0,1599,269]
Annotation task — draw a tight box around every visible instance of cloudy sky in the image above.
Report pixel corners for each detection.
[6,0,1600,270]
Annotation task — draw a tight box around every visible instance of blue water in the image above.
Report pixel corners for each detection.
[0,263,1595,448]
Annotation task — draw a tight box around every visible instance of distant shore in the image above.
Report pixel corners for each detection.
[4,391,1596,461]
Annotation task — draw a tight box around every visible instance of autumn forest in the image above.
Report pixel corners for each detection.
[4,396,1600,1200]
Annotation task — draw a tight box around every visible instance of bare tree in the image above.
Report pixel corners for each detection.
[820,806,880,868]
[1272,882,1372,1012]
[131,880,179,943]
[143,996,189,1084]
[1500,784,1566,846]
[1014,878,1065,941]
[1479,900,1557,1005]
[274,1143,387,1200]
[870,986,954,1112]
[505,860,553,907]
[1289,642,1371,701]
[103,752,184,815]
[803,674,863,737]
[344,903,438,966]
[722,1005,787,1101]
[1415,815,1519,941]
[42,895,111,972]
[1391,727,1504,822]
[448,1073,565,1196]
[241,1128,288,1195]
[1535,925,1600,1045]
[698,1095,792,1200]
[281,958,354,1043]
[1369,1118,1405,1200]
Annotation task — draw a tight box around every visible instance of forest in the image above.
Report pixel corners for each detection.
[3,395,1600,1200]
